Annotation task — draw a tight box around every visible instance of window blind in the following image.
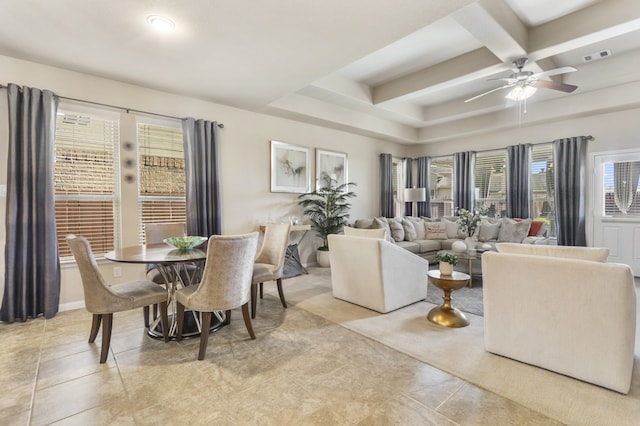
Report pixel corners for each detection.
[54,114,120,258]
[475,150,506,217]
[137,124,186,244]
[430,156,453,217]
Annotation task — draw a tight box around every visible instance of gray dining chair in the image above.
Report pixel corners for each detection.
[175,232,259,360]
[251,223,291,318]
[66,235,169,363]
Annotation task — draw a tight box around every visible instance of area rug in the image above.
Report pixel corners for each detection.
[286,268,640,426]
[425,280,484,316]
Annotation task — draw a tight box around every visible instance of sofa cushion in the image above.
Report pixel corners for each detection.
[401,219,417,241]
[425,222,447,240]
[497,218,531,243]
[388,219,405,242]
[416,239,442,252]
[344,227,386,239]
[477,220,501,242]
[406,217,426,240]
[395,240,420,253]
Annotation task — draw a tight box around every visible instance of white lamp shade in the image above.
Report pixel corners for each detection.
[404,187,426,202]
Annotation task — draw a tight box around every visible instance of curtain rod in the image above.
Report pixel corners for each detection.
[0,84,224,128]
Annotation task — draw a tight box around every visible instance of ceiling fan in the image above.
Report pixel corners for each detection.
[464,58,578,103]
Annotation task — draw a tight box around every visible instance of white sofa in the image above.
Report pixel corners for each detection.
[482,243,637,394]
[328,233,430,313]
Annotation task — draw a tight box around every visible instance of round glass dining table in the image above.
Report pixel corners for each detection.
[105,243,225,339]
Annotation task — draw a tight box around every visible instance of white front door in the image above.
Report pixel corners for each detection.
[592,150,640,276]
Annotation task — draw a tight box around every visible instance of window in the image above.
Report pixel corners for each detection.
[603,161,640,216]
[54,113,120,259]
[429,156,453,217]
[137,123,186,244]
[391,157,404,217]
[531,143,555,236]
[474,150,506,217]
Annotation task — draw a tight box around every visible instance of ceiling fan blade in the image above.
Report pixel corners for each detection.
[530,66,577,80]
[464,85,511,103]
[530,79,578,93]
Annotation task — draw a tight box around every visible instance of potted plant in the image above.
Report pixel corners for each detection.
[297,173,356,267]
[434,251,458,275]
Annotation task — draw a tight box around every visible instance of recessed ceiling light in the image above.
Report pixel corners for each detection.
[147,15,175,32]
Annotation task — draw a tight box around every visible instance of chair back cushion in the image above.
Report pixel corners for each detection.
[495,243,609,262]
[185,232,259,311]
[255,223,291,269]
[145,222,186,245]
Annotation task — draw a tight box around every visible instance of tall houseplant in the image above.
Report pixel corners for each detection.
[298,173,356,266]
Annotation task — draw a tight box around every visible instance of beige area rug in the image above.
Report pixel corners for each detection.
[286,268,640,426]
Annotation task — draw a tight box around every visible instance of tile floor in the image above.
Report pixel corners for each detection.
[2,268,567,425]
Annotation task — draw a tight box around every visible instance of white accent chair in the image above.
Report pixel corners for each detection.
[328,233,430,313]
[482,243,636,393]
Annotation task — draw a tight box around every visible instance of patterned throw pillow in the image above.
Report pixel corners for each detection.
[401,219,417,241]
[425,222,447,240]
[497,218,532,243]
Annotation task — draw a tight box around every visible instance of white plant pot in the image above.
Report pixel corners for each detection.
[317,250,331,267]
[439,261,453,275]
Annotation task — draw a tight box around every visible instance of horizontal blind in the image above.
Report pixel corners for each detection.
[55,114,119,258]
[531,143,555,236]
[430,156,453,217]
[138,124,186,244]
[475,150,506,217]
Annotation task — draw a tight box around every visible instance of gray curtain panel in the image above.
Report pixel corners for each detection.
[553,136,588,246]
[506,144,532,218]
[2,84,60,322]
[613,161,640,214]
[404,157,413,216]
[416,156,431,217]
[182,118,222,238]
[379,153,394,217]
[453,151,476,211]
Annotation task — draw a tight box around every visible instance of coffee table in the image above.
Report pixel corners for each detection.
[447,247,490,287]
[426,270,471,328]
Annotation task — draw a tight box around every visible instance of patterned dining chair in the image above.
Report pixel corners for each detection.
[66,235,169,363]
[175,232,259,360]
[251,223,291,318]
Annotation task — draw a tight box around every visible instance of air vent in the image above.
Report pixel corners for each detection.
[583,49,612,63]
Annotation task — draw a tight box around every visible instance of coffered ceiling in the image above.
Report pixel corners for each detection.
[1,0,639,144]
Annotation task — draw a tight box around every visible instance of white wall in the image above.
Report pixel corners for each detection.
[0,55,407,309]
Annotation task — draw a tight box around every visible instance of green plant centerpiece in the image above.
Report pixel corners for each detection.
[455,207,487,237]
[297,173,356,266]
[434,251,458,266]
[435,250,458,276]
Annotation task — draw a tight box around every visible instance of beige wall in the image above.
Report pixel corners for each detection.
[0,55,406,309]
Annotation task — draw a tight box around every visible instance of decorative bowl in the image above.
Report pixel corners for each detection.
[163,236,208,250]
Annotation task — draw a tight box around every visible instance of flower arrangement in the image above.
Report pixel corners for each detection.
[455,207,486,237]
[434,250,458,266]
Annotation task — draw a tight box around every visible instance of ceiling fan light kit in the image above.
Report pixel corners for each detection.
[505,85,537,101]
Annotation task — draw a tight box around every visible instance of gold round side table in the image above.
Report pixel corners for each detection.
[427,270,470,328]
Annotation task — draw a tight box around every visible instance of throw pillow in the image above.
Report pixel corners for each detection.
[528,220,546,236]
[388,219,405,242]
[372,217,395,243]
[443,218,466,239]
[477,220,501,242]
[401,219,417,242]
[497,218,532,243]
[406,217,426,239]
[425,222,447,240]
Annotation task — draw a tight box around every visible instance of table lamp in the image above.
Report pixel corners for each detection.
[404,187,426,217]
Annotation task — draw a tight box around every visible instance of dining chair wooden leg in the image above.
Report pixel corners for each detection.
[259,282,263,299]
[241,303,256,340]
[224,309,231,325]
[100,313,113,364]
[251,283,258,319]
[143,306,150,328]
[176,302,185,341]
[158,301,169,343]
[89,314,102,343]
[276,278,287,308]
[198,311,212,360]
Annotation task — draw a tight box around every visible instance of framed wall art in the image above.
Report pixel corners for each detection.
[270,140,311,193]
[316,149,348,191]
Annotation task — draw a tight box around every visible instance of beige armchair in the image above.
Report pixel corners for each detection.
[66,235,169,363]
[328,234,430,313]
[175,232,259,360]
[251,223,291,318]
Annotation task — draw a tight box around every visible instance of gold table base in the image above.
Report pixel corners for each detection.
[427,270,470,328]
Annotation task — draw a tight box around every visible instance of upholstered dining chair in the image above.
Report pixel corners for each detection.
[66,235,169,363]
[175,232,259,360]
[251,223,291,318]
